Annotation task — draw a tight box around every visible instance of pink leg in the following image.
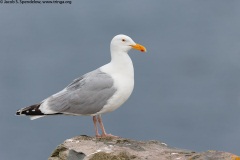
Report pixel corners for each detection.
[97,115,118,138]
[93,116,101,137]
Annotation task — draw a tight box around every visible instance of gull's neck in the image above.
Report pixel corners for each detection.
[111,50,132,66]
[101,50,134,78]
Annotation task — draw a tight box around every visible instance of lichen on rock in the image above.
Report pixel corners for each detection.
[48,135,240,160]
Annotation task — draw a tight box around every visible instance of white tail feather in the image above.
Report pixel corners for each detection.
[30,115,45,120]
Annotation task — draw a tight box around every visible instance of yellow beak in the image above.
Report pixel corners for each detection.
[130,43,147,52]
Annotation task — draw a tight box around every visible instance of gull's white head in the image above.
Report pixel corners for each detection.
[110,34,147,53]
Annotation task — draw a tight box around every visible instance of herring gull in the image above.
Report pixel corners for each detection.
[16,34,147,137]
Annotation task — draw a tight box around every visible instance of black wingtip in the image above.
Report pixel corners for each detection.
[16,103,63,117]
[16,103,44,116]
[16,110,21,115]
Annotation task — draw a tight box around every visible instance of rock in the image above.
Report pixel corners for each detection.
[48,135,240,160]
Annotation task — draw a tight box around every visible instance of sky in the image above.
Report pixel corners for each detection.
[1,0,240,159]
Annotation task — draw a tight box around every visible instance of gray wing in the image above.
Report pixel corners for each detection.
[44,69,117,115]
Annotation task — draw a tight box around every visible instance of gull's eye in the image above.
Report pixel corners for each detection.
[122,39,126,42]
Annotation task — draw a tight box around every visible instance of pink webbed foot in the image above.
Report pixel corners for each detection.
[98,133,119,138]
[92,115,119,138]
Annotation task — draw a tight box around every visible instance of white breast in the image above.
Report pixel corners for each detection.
[95,55,134,115]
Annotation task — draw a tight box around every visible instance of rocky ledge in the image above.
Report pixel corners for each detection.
[48,135,239,160]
